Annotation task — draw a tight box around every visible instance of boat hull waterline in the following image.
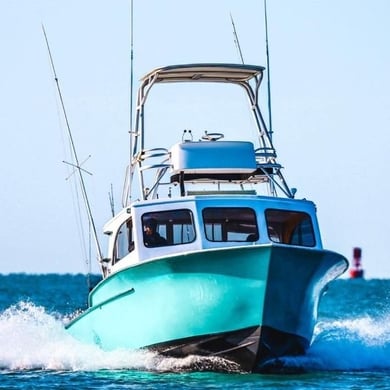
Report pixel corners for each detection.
[66,245,347,372]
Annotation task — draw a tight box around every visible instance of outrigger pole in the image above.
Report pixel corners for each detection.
[264,0,273,140]
[129,0,134,135]
[42,25,104,271]
[123,0,135,207]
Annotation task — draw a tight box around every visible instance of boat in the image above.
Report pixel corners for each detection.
[66,63,348,372]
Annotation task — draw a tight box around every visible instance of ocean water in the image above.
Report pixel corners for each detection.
[1,275,390,389]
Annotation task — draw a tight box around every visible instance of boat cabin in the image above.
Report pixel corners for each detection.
[103,196,321,273]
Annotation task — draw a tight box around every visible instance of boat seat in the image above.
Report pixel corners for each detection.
[170,141,257,181]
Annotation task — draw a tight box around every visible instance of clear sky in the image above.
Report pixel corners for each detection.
[1,0,390,278]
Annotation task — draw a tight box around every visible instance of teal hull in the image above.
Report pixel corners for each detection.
[66,245,347,372]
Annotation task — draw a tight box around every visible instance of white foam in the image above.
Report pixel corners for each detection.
[0,302,151,371]
[0,302,236,372]
[277,316,390,372]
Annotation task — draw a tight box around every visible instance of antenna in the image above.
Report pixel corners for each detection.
[42,25,104,270]
[264,0,273,139]
[230,13,245,64]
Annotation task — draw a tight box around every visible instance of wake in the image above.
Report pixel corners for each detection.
[1,302,390,372]
[274,316,390,372]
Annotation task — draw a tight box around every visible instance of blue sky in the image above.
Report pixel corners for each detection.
[1,0,390,277]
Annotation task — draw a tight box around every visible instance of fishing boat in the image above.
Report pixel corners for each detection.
[66,63,348,372]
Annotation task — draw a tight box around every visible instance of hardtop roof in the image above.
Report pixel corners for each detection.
[140,63,265,84]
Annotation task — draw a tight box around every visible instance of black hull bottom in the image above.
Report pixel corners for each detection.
[152,326,309,373]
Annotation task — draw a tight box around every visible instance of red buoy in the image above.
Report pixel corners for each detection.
[349,247,364,278]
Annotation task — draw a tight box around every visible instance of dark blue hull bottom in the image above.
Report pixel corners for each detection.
[152,325,309,373]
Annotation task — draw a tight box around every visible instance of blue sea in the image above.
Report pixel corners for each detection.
[1,274,390,389]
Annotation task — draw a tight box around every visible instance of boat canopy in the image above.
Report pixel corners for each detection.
[140,64,265,85]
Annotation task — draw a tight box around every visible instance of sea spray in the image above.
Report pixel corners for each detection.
[274,316,390,372]
[306,316,390,371]
[0,301,147,371]
[0,301,237,372]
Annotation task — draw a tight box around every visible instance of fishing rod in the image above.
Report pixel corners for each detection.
[264,0,273,140]
[109,183,115,217]
[230,7,273,141]
[230,13,245,64]
[230,14,272,147]
[42,25,105,273]
[229,9,278,196]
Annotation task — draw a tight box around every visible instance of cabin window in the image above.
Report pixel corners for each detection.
[265,209,316,247]
[202,207,259,242]
[142,209,196,248]
[114,218,134,263]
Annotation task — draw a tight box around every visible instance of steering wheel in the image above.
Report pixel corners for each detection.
[201,132,224,141]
